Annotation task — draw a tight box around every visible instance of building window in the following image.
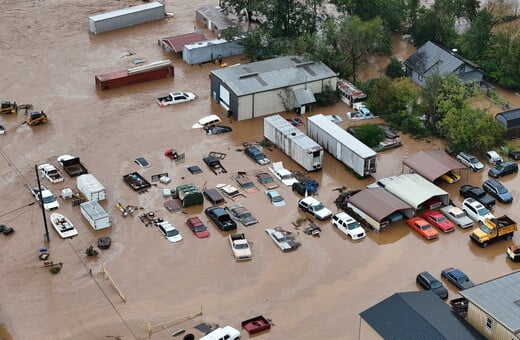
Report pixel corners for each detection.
[486,316,494,330]
[418,74,424,81]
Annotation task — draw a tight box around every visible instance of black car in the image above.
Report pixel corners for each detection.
[205,125,232,135]
[509,150,520,160]
[416,271,448,299]
[488,161,518,178]
[459,185,496,209]
[204,206,237,231]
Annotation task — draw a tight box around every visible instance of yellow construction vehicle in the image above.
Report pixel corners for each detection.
[1,101,17,114]
[26,111,48,126]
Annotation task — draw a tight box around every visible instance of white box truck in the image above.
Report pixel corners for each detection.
[264,114,323,171]
[80,201,111,230]
[307,114,377,178]
[77,174,106,202]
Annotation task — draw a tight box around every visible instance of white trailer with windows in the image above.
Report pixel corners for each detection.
[264,114,323,171]
[307,114,377,177]
[80,201,111,230]
[88,2,165,34]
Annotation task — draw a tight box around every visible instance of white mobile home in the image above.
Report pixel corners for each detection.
[307,114,377,177]
[88,2,165,34]
[264,114,323,171]
[80,201,111,230]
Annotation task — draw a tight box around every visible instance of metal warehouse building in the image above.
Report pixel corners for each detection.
[209,56,338,121]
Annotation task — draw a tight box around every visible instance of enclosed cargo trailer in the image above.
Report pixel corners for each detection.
[88,2,165,34]
[95,60,174,91]
[307,114,376,177]
[80,201,111,230]
[77,174,106,202]
[263,114,323,171]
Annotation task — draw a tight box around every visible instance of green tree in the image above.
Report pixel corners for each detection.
[331,0,407,31]
[441,107,504,152]
[364,77,418,117]
[386,58,405,78]
[483,24,520,89]
[457,9,494,62]
[352,124,386,147]
[220,0,261,22]
[411,6,457,47]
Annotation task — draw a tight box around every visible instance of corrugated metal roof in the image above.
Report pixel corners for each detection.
[348,188,412,222]
[293,88,315,106]
[89,1,164,21]
[403,150,466,182]
[384,174,449,209]
[496,108,520,128]
[405,41,464,76]
[336,78,366,100]
[307,114,376,158]
[161,32,207,53]
[211,56,337,96]
[196,5,234,29]
[264,115,322,151]
[460,271,520,333]
[360,291,485,339]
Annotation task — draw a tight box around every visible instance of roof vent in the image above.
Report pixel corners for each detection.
[239,72,258,79]
[515,299,520,307]
[295,61,314,67]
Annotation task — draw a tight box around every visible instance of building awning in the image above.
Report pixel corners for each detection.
[293,88,315,106]
[160,32,207,53]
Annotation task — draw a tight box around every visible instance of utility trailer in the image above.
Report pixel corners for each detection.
[123,172,152,191]
[263,114,323,171]
[77,174,106,202]
[307,114,377,178]
[80,201,111,230]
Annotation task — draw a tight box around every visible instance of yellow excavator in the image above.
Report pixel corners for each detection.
[1,101,17,114]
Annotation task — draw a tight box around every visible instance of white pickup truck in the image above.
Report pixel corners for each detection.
[229,233,252,260]
[30,185,59,211]
[38,163,64,184]
[156,91,196,106]
[346,103,377,121]
[200,326,241,340]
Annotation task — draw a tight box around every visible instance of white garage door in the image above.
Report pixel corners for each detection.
[219,84,230,107]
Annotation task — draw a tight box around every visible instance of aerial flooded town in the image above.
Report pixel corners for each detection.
[1,0,520,339]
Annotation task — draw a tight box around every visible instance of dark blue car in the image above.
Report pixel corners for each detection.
[441,267,475,290]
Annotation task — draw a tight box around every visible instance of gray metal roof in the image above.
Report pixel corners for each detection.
[293,88,315,105]
[460,271,520,333]
[403,150,466,182]
[89,1,164,21]
[264,115,322,151]
[348,188,412,222]
[384,174,449,209]
[307,114,376,158]
[496,108,520,128]
[360,291,485,339]
[196,5,234,29]
[211,56,337,96]
[405,41,464,77]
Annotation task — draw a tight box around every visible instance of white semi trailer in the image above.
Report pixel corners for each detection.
[307,114,377,177]
[263,114,323,171]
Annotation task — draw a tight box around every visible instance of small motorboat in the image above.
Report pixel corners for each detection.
[50,213,78,239]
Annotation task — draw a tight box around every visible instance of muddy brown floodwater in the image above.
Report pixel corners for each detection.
[1,1,519,340]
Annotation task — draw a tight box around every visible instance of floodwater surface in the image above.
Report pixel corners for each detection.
[1,1,519,340]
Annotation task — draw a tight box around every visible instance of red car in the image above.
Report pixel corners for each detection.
[186,216,210,238]
[423,210,455,233]
[406,217,439,240]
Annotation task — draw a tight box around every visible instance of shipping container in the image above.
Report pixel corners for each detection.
[80,201,111,230]
[182,38,245,65]
[95,60,174,91]
[77,174,106,202]
[307,114,377,177]
[264,114,323,171]
[88,2,165,34]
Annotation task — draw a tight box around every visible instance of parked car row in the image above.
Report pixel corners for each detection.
[455,150,519,178]
[416,267,475,300]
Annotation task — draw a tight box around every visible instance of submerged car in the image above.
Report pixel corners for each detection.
[156,221,183,243]
[265,227,300,252]
[244,145,270,165]
[204,206,237,231]
[228,203,258,226]
[205,125,232,135]
[440,205,474,229]
[185,216,210,238]
[456,152,484,172]
[406,217,439,240]
[416,271,448,299]
[482,179,513,203]
[235,175,259,194]
[461,198,495,223]
[441,267,475,290]
[440,171,461,184]
[269,161,299,186]
[256,172,279,190]
[265,189,286,207]
[459,185,496,209]
[422,210,455,233]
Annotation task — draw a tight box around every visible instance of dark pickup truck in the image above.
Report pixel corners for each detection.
[459,185,495,209]
[57,155,88,177]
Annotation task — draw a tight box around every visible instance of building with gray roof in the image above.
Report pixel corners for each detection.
[495,108,520,139]
[404,41,484,87]
[460,271,520,339]
[209,55,337,121]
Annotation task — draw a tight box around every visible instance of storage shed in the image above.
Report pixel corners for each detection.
[402,150,466,183]
[210,56,337,121]
[183,38,244,65]
[95,60,174,91]
[196,5,234,37]
[160,32,208,53]
[495,108,520,139]
[346,188,413,231]
[383,174,449,210]
[88,2,165,34]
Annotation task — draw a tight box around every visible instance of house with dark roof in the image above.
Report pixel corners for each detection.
[209,56,337,121]
[404,41,485,87]
[495,108,520,139]
[359,291,484,339]
[460,271,520,339]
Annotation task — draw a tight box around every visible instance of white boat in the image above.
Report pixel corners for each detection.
[50,213,79,239]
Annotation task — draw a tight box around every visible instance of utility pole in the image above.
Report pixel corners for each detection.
[35,164,50,243]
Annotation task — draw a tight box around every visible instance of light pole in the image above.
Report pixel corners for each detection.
[34,164,50,243]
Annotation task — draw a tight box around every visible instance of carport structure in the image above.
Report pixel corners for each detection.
[384,173,450,210]
[347,188,414,232]
[402,150,467,183]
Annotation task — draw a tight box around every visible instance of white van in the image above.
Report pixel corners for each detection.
[192,114,221,129]
[486,150,503,165]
